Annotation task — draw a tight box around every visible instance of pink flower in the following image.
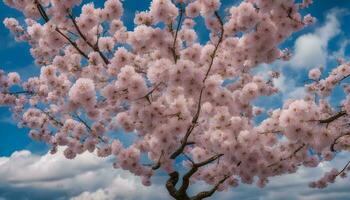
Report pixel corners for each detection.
[68,78,96,109]
[309,68,321,80]
[7,72,21,85]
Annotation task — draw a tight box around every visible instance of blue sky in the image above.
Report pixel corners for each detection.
[0,0,350,200]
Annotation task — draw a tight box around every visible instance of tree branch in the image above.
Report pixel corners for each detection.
[67,11,110,65]
[3,90,35,96]
[330,132,350,152]
[73,113,107,144]
[258,130,282,135]
[337,160,350,176]
[35,106,64,127]
[152,150,164,170]
[171,4,184,63]
[170,11,224,160]
[319,111,347,124]
[134,82,165,103]
[166,171,181,199]
[202,11,224,83]
[34,1,89,60]
[191,175,229,200]
[268,144,305,167]
[178,154,224,195]
[170,87,204,159]
[74,112,92,132]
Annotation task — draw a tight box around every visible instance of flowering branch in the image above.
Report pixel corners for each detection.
[268,144,306,167]
[67,11,110,65]
[34,106,64,127]
[330,132,350,152]
[34,0,89,59]
[191,175,230,200]
[170,11,224,160]
[171,4,184,63]
[319,111,347,124]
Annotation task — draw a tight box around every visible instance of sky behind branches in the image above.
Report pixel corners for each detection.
[0,0,350,200]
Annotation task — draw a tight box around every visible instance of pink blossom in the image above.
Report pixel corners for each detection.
[68,78,96,109]
[309,68,321,80]
[2,0,348,197]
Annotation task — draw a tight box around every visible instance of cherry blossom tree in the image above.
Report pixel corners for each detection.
[1,0,349,199]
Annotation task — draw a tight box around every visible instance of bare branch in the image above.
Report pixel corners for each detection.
[178,154,224,194]
[319,111,347,124]
[134,82,165,103]
[268,144,305,167]
[282,5,305,26]
[330,132,350,152]
[182,153,195,165]
[35,106,64,127]
[202,11,224,83]
[191,175,229,200]
[166,171,180,199]
[34,0,49,22]
[170,87,204,159]
[338,73,350,84]
[55,28,90,59]
[74,112,92,132]
[152,150,164,170]
[171,4,184,63]
[258,130,282,135]
[337,160,350,176]
[3,90,35,96]
[186,141,195,146]
[73,113,107,144]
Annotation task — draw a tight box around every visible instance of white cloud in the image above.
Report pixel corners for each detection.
[1,147,350,200]
[272,73,306,100]
[0,149,107,184]
[289,9,342,69]
[71,174,168,200]
[0,148,168,200]
[330,39,349,61]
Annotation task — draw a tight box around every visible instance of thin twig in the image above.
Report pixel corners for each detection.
[67,11,110,65]
[34,1,89,60]
[268,144,306,167]
[330,132,350,152]
[319,111,347,124]
[337,160,350,176]
[35,106,64,127]
[191,175,229,200]
[171,4,184,63]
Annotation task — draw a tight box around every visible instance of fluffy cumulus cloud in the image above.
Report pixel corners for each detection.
[289,9,343,69]
[254,63,305,101]
[1,148,350,200]
[70,174,167,200]
[272,73,305,100]
[0,147,168,200]
[330,39,349,61]
[255,9,347,101]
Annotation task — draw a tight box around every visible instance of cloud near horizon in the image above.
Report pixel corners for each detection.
[1,148,350,200]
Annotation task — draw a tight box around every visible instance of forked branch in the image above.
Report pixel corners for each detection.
[170,11,224,160]
[34,0,89,59]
